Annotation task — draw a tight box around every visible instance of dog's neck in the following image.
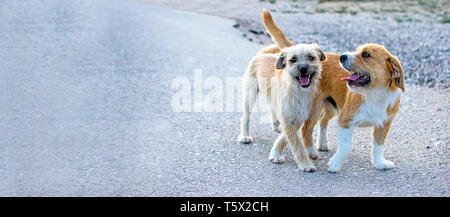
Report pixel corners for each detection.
[362,87,401,106]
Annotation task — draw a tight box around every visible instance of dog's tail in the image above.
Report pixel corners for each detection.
[262,9,295,49]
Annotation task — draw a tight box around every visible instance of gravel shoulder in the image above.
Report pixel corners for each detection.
[138,0,450,89]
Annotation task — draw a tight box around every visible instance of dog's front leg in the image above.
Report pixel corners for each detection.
[328,126,354,173]
[372,119,395,170]
[284,124,315,172]
[301,99,325,160]
[269,134,287,164]
[270,111,281,133]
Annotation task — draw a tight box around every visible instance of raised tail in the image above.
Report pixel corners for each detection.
[262,9,295,49]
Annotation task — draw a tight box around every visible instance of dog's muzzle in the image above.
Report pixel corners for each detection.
[339,54,370,87]
[340,54,352,71]
[297,66,313,88]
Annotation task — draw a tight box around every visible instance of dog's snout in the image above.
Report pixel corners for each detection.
[340,55,348,63]
[299,66,308,75]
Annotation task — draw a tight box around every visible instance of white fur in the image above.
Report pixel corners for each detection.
[351,87,401,128]
[316,125,329,151]
[372,142,395,170]
[269,135,286,164]
[328,126,354,173]
[278,83,316,128]
[307,146,318,160]
[238,76,258,143]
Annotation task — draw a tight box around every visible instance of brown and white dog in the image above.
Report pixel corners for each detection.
[262,9,405,172]
[237,40,326,172]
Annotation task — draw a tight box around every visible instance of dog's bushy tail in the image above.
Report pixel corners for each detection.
[262,9,295,49]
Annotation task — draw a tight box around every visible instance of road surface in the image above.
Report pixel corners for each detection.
[0,0,448,196]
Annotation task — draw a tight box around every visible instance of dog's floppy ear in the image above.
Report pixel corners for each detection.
[276,52,286,69]
[311,44,326,61]
[387,56,405,92]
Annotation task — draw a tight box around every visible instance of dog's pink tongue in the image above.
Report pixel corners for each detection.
[341,73,361,81]
[300,76,310,86]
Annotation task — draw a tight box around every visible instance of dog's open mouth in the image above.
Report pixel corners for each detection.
[297,74,314,88]
[341,72,370,87]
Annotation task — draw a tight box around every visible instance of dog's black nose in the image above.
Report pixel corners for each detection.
[299,66,308,75]
[340,55,347,63]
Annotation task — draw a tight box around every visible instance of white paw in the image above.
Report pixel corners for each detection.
[327,158,343,173]
[374,159,395,170]
[298,162,316,172]
[307,147,318,160]
[316,144,329,152]
[238,135,252,144]
[269,149,285,164]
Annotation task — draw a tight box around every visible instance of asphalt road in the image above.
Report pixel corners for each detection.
[0,0,448,196]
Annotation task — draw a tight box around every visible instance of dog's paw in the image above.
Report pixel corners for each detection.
[374,159,395,170]
[298,162,316,172]
[238,135,252,144]
[327,158,343,173]
[272,122,281,133]
[269,149,285,164]
[316,144,329,152]
[307,147,318,160]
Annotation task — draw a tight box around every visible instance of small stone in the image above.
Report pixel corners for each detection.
[248,29,260,34]
[233,23,240,28]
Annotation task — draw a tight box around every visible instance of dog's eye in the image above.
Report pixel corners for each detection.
[362,51,370,58]
[308,55,315,61]
[290,57,297,63]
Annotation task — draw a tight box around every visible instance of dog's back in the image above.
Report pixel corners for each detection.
[245,54,278,79]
